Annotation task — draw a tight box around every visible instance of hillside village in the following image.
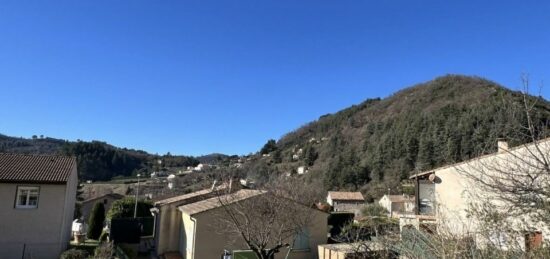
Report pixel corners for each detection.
[2,76,550,259]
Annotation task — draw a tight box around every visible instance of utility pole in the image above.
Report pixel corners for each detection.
[134,174,141,218]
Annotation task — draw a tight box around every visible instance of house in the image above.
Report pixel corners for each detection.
[327,191,365,214]
[378,194,415,218]
[152,188,329,259]
[408,139,550,249]
[79,193,124,222]
[178,189,328,259]
[0,153,78,259]
[150,185,226,256]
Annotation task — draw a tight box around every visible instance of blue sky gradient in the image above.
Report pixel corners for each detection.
[1,1,549,155]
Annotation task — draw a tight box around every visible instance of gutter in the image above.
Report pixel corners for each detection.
[150,207,160,256]
[190,216,197,259]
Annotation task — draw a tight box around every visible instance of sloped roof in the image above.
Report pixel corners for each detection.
[409,137,550,179]
[0,153,76,184]
[328,191,364,201]
[155,188,215,206]
[154,183,230,206]
[178,189,264,216]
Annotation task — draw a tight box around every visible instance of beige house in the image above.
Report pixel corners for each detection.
[150,186,223,256]
[152,188,329,259]
[80,193,124,222]
[327,191,365,215]
[378,194,415,218]
[408,139,550,249]
[0,153,78,259]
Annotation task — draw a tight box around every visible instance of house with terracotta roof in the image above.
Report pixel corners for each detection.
[0,153,78,259]
[180,189,328,259]
[326,191,365,214]
[407,139,550,250]
[151,188,329,259]
[150,185,226,257]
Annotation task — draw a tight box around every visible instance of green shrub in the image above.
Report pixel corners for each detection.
[94,242,115,258]
[107,197,152,219]
[87,202,106,240]
[60,248,89,259]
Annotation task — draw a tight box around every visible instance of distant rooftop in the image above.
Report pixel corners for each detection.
[328,191,365,201]
[0,153,76,184]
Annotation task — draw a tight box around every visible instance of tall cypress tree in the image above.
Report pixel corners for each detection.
[87,202,105,240]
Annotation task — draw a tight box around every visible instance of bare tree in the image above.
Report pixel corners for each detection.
[212,175,324,259]
[450,76,550,253]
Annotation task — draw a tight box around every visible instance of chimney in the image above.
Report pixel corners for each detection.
[498,139,509,153]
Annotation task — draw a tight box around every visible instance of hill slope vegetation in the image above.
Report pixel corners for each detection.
[243,75,550,201]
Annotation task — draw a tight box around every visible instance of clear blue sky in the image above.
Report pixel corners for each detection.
[1,1,549,156]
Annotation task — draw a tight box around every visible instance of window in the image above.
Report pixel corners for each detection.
[15,186,39,209]
[293,229,310,251]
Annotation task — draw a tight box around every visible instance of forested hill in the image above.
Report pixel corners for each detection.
[245,75,550,201]
[0,135,200,181]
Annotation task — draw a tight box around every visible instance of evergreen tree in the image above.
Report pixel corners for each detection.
[260,139,277,155]
[304,145,318,166]
[87,202,106,240]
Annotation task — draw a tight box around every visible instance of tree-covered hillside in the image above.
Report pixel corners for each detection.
[0,135,200,181]
[242,75,550,201]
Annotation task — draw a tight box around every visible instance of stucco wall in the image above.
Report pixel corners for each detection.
[0,182,73,258]
[428,142,550,246]
[186,203,328,259]
[156,204,183,255]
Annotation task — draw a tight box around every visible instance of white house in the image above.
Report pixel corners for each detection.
[378,194,415,218]
[327,191,365,215]
[408,139,550,250]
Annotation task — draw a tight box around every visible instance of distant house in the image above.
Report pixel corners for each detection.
[193,163,209,172]
[378,194,415,218]
[0,153,78,259]
[80,193,124,222]
[297,166,307,175]
[327,191,365,214]
[151,188,328,259]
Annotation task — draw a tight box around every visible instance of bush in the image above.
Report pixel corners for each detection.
[87,202,106,240]
[60,248,89,259]
[94,242,115,258]
[107,197,152,219]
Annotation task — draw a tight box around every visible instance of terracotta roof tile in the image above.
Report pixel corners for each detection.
[178,189,264,216]
[0,153,76,184]
[328,191,364,201]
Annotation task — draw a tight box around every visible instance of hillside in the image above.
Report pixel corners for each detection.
[242,75,550,201]
[0,135,200,181]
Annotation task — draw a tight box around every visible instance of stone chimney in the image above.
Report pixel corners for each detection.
[498,139,509,153]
